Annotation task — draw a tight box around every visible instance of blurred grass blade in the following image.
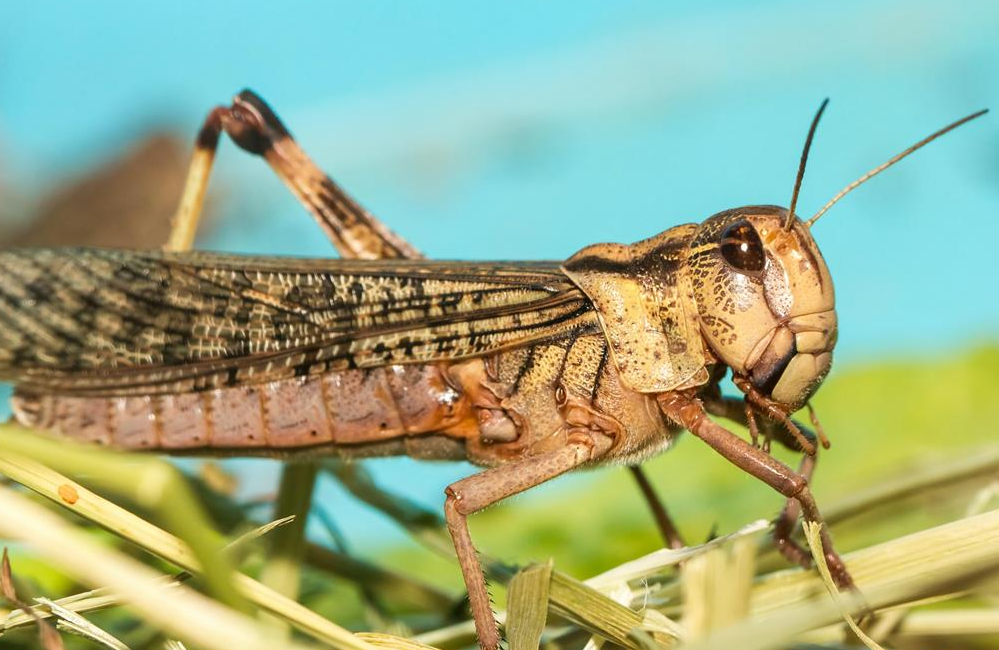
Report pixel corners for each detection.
[412,616,484,649]
[1,548,64,650]
[0,484,317,650]
[587,519,768,591]
[37,597,131,650]
[681,533,755,638]
[356,632,444,650]
[893,608,999,637]
[0,425,243,611]
[825,446,999,524]
[358,632,448,650]
[965,480,999,516]
[260,461,317,633]
[2,515,297,633]
[313,506,393,627]
[2,586,173,635]
[230,515,297,553]
[1,548,14,602]
[303,541,455,610]
[0,435,376,650]
[507,561,552,650]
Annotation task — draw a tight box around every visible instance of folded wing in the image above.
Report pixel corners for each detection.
[0,248,597,395]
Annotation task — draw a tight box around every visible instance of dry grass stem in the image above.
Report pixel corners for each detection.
[1,516,294,634]
[0,484,316,650]
[35,597,130,650]
[0,428,376,650]
[802,521,884,650]
[586,519,768,591]
[825,446,999,524]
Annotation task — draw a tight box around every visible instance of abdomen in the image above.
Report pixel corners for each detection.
[11,335,677,464]
[11,364,477,460]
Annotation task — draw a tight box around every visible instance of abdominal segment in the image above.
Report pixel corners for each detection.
[10,364,478,458]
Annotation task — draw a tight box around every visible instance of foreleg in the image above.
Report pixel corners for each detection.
[658,392,852,588]
[701,389,828,562]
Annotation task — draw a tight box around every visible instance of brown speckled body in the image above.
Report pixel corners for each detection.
[0,228,689,467]
[0,206,834,472]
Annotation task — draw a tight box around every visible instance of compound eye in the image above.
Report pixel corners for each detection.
[720,220,766,274]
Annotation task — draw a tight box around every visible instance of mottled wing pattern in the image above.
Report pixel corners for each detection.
[0,248,598,395]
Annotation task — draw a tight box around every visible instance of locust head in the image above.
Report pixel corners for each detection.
[563,103,984,408]
[688,103,986,412]
[689,206,835,410]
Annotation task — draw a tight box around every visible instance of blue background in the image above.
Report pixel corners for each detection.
[1,0,996,546]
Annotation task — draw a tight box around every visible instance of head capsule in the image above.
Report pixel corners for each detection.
[688,205,836,410]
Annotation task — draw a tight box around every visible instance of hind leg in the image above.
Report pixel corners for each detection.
[167,89,418,259]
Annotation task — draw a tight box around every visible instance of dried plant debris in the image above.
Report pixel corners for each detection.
[2,548,65,650]
[35,597,130,650]
[506,561,552,650]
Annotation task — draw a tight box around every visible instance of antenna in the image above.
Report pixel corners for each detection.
[784,98,829,230]
[807,109,989,228]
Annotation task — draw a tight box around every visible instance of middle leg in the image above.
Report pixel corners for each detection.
[445,430,615,650]
[628,465,686,549]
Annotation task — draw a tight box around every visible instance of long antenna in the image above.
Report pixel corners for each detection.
[806,108,989,228]
[784,98,829,230]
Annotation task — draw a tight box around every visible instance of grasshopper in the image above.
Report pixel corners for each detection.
[0,90,985,649]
